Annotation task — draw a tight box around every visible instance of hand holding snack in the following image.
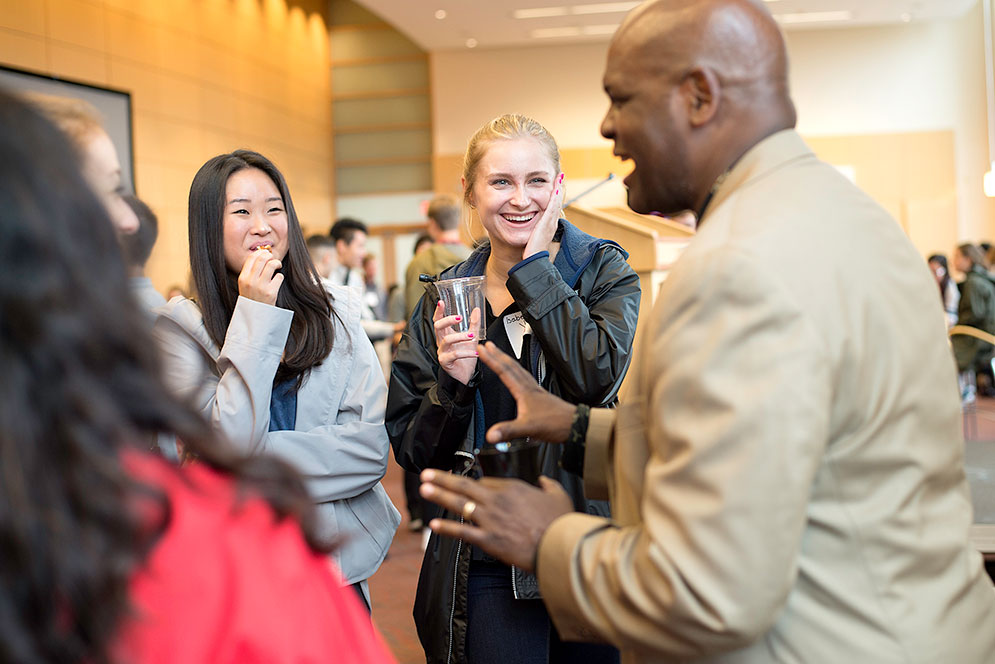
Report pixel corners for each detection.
[238,245,283,306]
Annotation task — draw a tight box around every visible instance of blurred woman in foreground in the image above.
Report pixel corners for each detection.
[0,89,395,663]
[25,91,139,236]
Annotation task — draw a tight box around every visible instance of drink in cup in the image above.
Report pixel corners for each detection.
[475,438,543,486]
[434,275,486,339]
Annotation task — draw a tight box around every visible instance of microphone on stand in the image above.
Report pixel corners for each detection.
[564,173,616,207]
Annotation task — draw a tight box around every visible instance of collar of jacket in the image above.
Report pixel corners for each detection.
[702,129,814,227]
[444,218,627,289]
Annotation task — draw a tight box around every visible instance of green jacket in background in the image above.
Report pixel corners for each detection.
[403,242,472,321]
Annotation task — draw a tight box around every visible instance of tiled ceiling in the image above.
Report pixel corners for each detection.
[351,0,978,51]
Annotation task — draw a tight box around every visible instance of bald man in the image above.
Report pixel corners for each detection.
[419,1,995,662]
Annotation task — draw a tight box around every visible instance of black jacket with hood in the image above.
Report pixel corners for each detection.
[386,219,641,664]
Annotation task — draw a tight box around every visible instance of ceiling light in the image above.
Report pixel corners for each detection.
[514,6,568,19]
[435,9,447,19]
[531,26,582,38]
[582,23,620,35]
[774,10,852,25]
[900,12,912,22]
[570,2,640,15]
[465,37,478,48]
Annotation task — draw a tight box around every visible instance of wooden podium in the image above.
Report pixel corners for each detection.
[564,204,694,323]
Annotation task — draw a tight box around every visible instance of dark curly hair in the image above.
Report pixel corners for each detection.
[0,89,329,663]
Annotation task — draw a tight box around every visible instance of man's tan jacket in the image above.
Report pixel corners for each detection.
[538,130,995,663]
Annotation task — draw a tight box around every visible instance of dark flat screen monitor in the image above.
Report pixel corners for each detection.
[0,65,134,193]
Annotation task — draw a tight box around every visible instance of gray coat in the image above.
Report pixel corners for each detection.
[153,285,400,584]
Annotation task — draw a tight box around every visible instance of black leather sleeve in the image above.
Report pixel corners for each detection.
[507,245,641,406]
[386,289,479,473]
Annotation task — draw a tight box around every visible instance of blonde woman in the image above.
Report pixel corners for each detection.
[387,114,640,664]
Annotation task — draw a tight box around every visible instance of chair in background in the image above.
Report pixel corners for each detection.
[949,325,995,439]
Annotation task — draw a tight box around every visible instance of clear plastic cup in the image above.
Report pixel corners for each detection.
[434,275,486,340]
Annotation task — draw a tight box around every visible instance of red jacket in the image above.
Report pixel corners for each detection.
[114,453,397,664]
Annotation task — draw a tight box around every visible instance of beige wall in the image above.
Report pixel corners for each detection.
[431,41,611,158]
[805,131,957,259]
[430,7,995,256]
[785,4,995,253]
[0,0,334,293]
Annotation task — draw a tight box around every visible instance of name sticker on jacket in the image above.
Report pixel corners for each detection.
[504,311,531,359]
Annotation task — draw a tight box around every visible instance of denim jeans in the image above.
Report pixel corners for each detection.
[466,560,619,664]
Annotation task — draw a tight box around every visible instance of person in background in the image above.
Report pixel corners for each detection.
[418,2,995,663]
[363,253,388,321]
[952,243,995,401]
[153,149,400,611]
[386,282,406,324]
[387,113,640,664]
[0,88,396,664]
[328,218,404,344]
[414,231,434,257]
[404,194,473,320]
[928,253,959,328]
[25,92,139,236]
[329,217,370,288]
[121,194,167,314]
[307,233,337,281]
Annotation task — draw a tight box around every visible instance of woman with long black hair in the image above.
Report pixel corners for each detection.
[0,89,395,663]
[153,149,399,609]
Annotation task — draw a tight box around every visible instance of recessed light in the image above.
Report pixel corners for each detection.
[513,6,568,19]
[435,9,447,19]
[570,2,640,15]
[900,12,912,22]
[465,37,478,48]
[582,23,619,35]
[774,10,852,25]
[531,26,582,38]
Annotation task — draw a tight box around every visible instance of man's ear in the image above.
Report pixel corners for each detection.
[681,67,720,127]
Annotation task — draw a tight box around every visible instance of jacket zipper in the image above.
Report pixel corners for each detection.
[448,449,474,664]
[513,344,543,601]
[447,523,463,663]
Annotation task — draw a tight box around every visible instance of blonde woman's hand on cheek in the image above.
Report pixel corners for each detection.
[434,300,480,385]
[523,172,564,260]
[238,248,284,306]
